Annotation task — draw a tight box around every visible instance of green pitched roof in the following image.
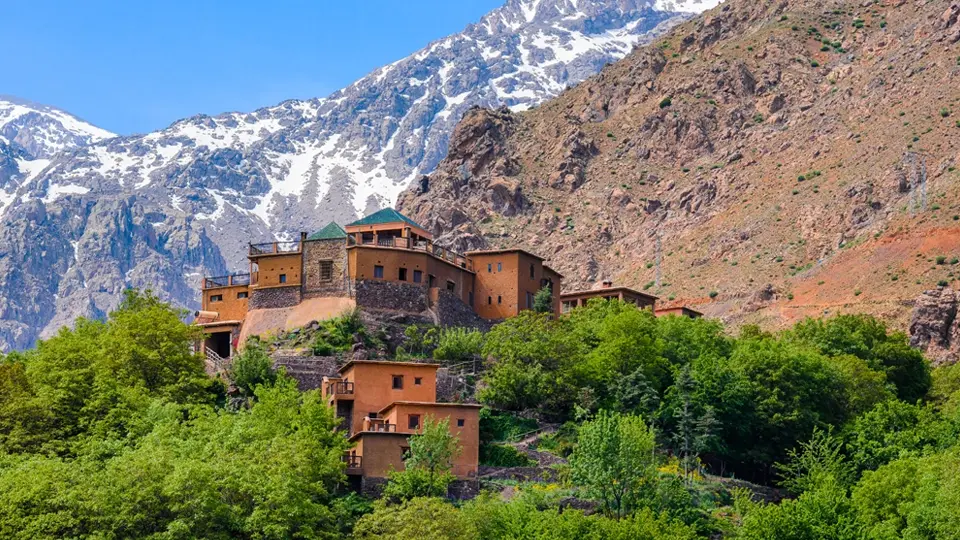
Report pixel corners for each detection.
[347,208,424,229]
[307,222,347,241]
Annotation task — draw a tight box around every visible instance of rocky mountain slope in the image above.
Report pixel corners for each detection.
[0,96,115,216]
[399,0,960,343]
[0,0,722,352]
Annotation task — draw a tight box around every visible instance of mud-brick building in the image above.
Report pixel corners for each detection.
[196,208,563,360]
[559,280,658,314]
[323,360,481,494]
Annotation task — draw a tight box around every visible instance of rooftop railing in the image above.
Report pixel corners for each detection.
[347,235,473,271]
[203,273,251,289]
[249,241,301,256]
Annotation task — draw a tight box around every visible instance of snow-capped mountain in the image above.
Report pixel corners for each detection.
[0,0,721,351]
[0,96,115,215]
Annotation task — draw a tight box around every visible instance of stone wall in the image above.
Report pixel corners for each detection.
[249,285,302,310]
[272,355,340,391]
[360,476,479,500]
[435,289,496,331]
[355,279,428,313]
[302,239,350,298]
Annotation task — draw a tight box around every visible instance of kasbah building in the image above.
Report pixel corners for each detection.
[194,207,700,494]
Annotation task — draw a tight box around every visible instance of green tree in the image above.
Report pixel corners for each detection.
[229,340,277,396]
[384,416,461,500]
[533,285,554,314]
[433,327,485,365]
[353,498,475,540]
[569,410,658,519]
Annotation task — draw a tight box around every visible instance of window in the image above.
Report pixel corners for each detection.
[530,264,535,279]
[368,412,378,419]
[469,292,474,306]
[237,291,248,299]
[414,377,422,386]
[210,294,223,303]
[498,295,502,305]
[401,446,411,460]
[320,260,333,282]
[497,262,502,272]
[446,280,455,292]
[457,418,465,427]
[487,263,492,273]
[279,274,287,284]
[392,375,403,389]
[374,265,384,279]
[413,270,422,283]
[398,268,408,281]
[527,292,534,309]
[408,414,421,430]
[488,296,492,305]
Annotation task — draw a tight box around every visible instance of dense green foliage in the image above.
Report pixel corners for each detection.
[476,302,932,481]
[311,308,369,356]
[1,292,957,539]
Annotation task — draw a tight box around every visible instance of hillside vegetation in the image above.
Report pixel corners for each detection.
[1,291,959,538]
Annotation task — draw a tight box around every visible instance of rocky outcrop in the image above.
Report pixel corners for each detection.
[396,0,960,331]
[910,287,959,367]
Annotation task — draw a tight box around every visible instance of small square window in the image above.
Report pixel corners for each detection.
[408,414,420,430]
[210,294,223,303]
[497,262,502,272]
[398,268,408,281]
[320,260,333,282]
[488,296,492,305]
[457,418,465,427]
[487,263,492,273]
[237,291,248,299]
[413,270,423,283]
[414,377,422,386]
[279,274,287,284]
[498,295,502,305]
[446,280,455,292]
[374,265,384,279]
[369,412,378,419]
[392,375,403,389]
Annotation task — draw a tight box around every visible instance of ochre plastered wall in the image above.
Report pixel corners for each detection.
[251,253,302,288]
[381,403,480,478]
[348,247,475,307]
[330,362,440,437]
[202,284,250,321]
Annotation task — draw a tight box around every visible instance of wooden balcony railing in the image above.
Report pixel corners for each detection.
[326,381,355,395]
[203,273,251,289]
[342,454,362,469]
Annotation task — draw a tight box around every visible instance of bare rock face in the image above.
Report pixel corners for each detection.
[909,287,959,367]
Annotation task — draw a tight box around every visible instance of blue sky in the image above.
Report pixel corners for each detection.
[1,0,503,135]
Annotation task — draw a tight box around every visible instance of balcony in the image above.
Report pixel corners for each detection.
[326,381,355,397]
[347,235,474,272]
[363,418,397,433]
[203,273,251,289]
[342,454,362,471]
[249,241,301,257]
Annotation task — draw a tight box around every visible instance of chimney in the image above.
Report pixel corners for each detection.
[602,280,613,289]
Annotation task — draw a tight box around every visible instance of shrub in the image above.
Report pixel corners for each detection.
[480,444,536,467]
[230,341,276,396]
[936,256,947,265]
[433,328,485,365]
[659,97,673,108]
[708,291,719,299]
